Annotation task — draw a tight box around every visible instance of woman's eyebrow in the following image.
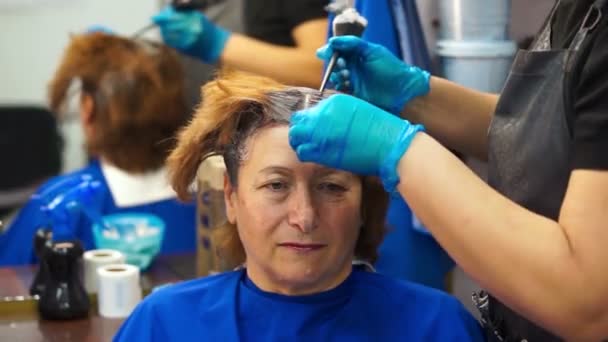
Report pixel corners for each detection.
[313,167,354,179]
[258,166,292,175]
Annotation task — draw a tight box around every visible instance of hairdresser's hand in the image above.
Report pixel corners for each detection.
[152,6,231,64]
[289,94,424,192]
[317,36,430,114]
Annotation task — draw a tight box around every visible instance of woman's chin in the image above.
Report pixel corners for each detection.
[279,268,321,284]
[268,265,346,295]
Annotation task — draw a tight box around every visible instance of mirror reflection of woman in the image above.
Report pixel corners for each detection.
[0,33,196,266]
[115,71,485,341]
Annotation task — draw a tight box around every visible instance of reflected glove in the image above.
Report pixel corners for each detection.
[317,36,431,114]
[85,25,115,34]
[152,6,230,64]
[289,94,424,192]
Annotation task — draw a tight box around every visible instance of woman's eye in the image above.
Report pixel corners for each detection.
[317,182,347,194]
[265,181,287,192]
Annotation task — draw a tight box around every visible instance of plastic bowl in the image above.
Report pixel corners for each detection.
[92,213,165,270]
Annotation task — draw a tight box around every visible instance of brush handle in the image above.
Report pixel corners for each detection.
[319,52,339,94]
[319,8,367,93]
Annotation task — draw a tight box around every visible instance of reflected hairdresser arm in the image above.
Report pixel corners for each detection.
[397,133,608,341]
[153,6,326,88]
[220,18,327,88]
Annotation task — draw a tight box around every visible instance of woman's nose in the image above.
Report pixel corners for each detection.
[287,187,318,233]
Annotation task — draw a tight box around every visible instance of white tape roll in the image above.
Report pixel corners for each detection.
[83,249,125,294]
[97,264,142,318]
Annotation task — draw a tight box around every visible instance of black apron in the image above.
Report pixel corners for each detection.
[479,0,607,340]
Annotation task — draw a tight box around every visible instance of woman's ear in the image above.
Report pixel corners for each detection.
[80,93,95,137]
[224,172,237,224]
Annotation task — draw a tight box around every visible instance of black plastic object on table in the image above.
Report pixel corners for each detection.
[29,228,53,296]
[37,240,90,320]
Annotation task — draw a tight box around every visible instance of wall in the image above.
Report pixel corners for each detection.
[0,0,161,104]
[510,0,555,43]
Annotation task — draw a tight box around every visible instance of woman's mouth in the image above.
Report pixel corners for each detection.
[278,243,326,252]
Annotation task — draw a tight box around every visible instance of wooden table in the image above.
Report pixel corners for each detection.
[0,254,197,341]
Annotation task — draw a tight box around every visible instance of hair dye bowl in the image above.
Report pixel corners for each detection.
[92,213,165,270]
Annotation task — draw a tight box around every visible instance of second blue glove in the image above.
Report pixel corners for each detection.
[152,6,230,64]
[317,36,430,115]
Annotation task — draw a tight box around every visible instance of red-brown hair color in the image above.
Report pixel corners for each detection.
[49,33,188,172]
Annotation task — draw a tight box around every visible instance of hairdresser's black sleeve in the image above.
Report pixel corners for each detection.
[552,0,608,169]
[284,0,328,29]
[244,0,327,47]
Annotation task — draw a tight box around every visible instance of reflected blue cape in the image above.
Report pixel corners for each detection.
[0,160,196,266]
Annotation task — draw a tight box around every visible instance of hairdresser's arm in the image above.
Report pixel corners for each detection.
[403,77,498,160]
[398,133,608,341]
[220,18,326,87]
[290,95,608,341]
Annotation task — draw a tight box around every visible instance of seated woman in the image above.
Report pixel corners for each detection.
[114,71,485,341]
[0,33,196,266]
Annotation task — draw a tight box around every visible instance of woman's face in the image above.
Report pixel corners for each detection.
[224,125,363,295]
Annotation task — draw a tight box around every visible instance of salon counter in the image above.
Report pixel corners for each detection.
[0,254,197,341]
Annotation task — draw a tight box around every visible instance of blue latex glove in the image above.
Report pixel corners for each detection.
[317,36,431,115]
[152,6,230,64]
[289,94,424,192]
[85,25,115,34]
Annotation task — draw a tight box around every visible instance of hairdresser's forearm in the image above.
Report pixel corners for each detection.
[220,34,323,88]
[403,77,498,160]
[396,133,608,340]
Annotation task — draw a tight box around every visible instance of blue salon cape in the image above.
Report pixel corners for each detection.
[328,1,455,289]
[115,268,484,341]
[0,160,196,266]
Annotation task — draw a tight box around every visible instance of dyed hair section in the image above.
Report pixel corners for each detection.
[167,70,388,268]
[49,33,188,172]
